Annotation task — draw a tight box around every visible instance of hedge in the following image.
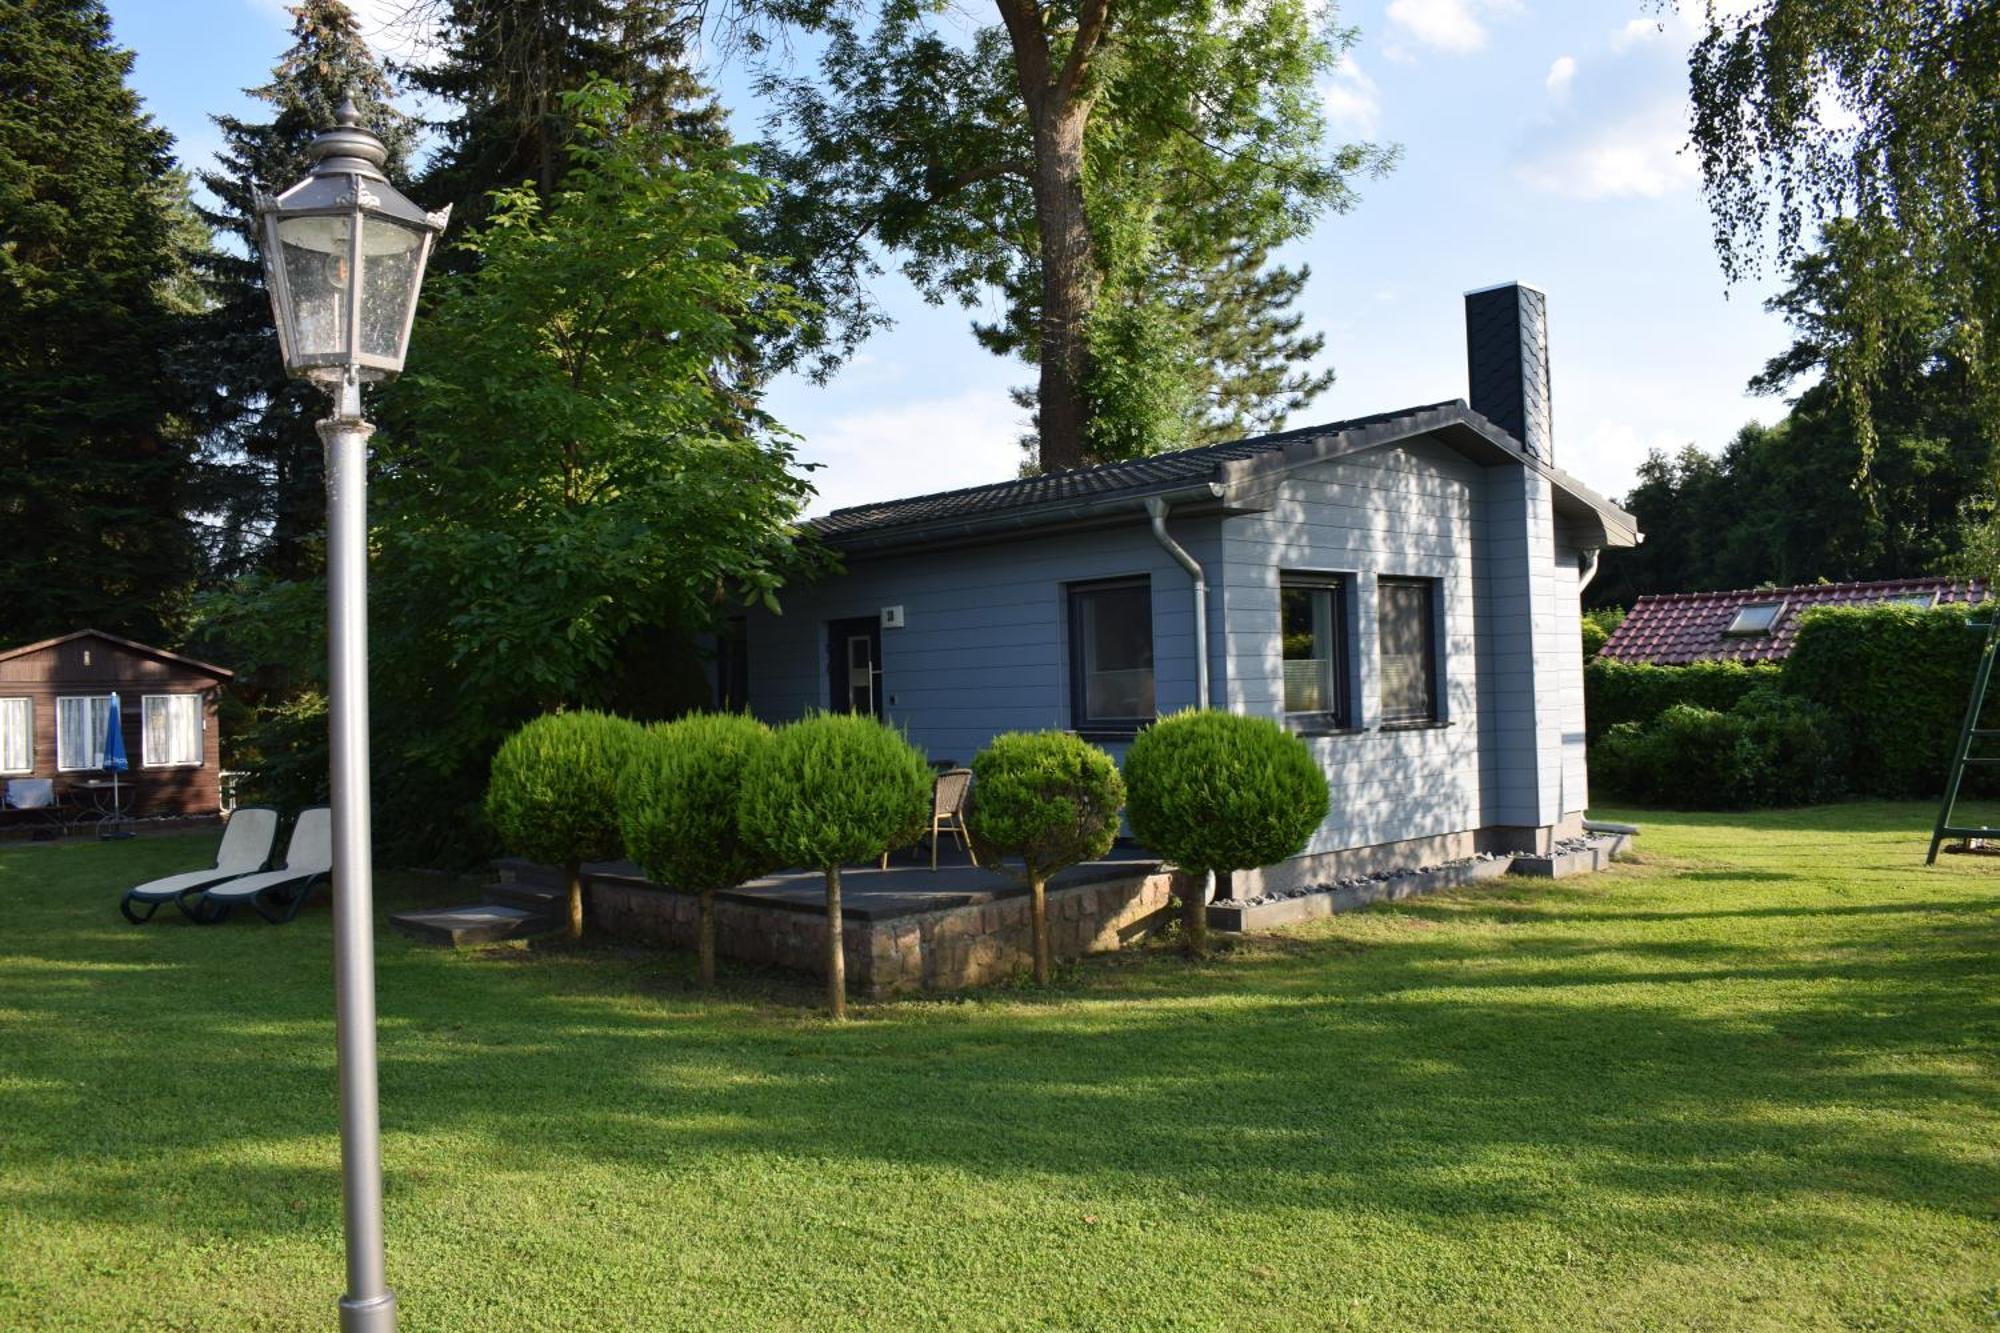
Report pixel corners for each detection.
[1592,689,1848,809]
[1584,658,1783,741]
[1783,604,1989,798]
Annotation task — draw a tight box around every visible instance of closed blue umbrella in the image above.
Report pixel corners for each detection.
[102,693,130,835]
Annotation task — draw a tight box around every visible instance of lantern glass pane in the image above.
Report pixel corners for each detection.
[358,215,426,362]
[276,214,352,361]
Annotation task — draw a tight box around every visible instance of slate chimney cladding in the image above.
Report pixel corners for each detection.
[1464,282,1552,463]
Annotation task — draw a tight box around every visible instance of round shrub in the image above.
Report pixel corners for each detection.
[1732,686,1848,806]
[1122,710,1329,954]
[485,709,647,938]
[737,713,931,1017]
[620,712,779,985]
[965,730,1126,984]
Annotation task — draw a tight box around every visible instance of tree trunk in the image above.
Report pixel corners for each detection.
[697,887,716,988]
[1031,873,1050,985]
[823,865,847,1021]
[1184,870,1210,958]
[565,859,583,941]
[1031,102,1097,474]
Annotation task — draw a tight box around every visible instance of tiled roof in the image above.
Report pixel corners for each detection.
[806,402,1465,543]
[1599,577,1989,666]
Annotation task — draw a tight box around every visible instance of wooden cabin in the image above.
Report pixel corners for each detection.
[0,629,232,819]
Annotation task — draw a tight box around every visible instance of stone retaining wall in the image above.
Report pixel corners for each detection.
[589,868,1185,997]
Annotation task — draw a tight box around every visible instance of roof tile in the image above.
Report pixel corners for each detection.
[1599,577,1988,666]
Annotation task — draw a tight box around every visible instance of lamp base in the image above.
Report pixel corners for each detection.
[339,1289,396,1332]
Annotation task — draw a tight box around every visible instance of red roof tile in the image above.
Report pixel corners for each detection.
[1598,577,1988,666]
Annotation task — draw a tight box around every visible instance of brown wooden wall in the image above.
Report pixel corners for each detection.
[0,635,225,816]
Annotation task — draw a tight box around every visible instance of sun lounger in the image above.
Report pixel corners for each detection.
[119,807,280,924]
[187,806,332,924]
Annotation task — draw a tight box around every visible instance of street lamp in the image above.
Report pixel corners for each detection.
[255,95,448,1333]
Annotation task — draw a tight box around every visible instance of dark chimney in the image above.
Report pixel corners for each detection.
[1464,282,1552,463]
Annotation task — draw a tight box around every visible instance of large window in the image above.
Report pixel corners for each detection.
[0,698,30,774]
[143,694,203,767]
[1069,578,1154,734]
[1281,576,1348,728]
[56,695,112,772]
[1378,578,1440,725]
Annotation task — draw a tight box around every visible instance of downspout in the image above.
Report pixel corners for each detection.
[1143,496,1210,710]
[1561,544,1604,830]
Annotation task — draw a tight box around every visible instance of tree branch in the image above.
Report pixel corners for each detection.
[1055,0,1113,108]
[993,0,1053,118]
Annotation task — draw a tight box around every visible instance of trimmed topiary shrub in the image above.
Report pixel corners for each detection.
[964,730,1126,985]
[620,712,779,986]
[1584,657,1783,741]
[737,713,931,1018]
[1122,710,1329,956]
[485,710,647,939]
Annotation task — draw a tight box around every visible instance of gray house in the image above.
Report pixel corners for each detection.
[730,283,1640,895]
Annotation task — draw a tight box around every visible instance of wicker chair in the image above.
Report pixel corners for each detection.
[882,767,978,870]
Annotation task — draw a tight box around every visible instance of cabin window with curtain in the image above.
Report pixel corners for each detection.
[56,695,113,771]
[1280,576,1349,728]
[1069,578,1154,734]
[1378,578,1440,725]
[143,694,203,767]
[0,698,30,774]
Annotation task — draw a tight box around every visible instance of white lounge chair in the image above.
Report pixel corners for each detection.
[119,807,280,924]
[188,806,332,924]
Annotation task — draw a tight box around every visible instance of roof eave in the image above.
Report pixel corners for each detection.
[810,477,1235,556]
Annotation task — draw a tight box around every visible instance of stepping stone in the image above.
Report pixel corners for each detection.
[390,903,557,947]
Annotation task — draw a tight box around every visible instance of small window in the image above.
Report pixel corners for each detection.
[1887,592,1937,610]
[1069,578,1154,734]
[143,694,203,768]
[1726,602,1784,636]
[1378,578,1440,725]
[0,698,30,774]
[715,617,750,712]
[1281,576,1349,728]
[56,695,112,772]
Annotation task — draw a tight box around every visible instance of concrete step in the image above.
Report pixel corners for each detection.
[390,903,558,947]
[486,880,565,912]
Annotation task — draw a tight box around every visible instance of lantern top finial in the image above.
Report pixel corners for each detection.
[307,91,388,179]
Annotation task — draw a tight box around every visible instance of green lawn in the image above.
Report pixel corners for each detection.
[2,805,1996,1331]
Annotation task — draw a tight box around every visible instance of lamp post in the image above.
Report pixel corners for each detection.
[255,95,448,1333]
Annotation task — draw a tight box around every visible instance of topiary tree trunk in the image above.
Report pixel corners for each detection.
[697,888,716,988]
[823,866,846,1021]
[1183,869,1211,959]
[564,858,584,940]
[1028,870,1050,985]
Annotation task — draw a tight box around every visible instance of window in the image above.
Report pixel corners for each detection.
[715,617,750,712]
[1069,578,1154,733]
[1378,578,1439,725]
[143,694,203,767]
[0,698,30,774]
[1887,592,1937,610]
[56,695,112,772]
[1726,602,1784,636]
[1281,576,1348,727]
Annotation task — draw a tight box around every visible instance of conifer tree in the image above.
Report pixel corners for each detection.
[0,0,206,644]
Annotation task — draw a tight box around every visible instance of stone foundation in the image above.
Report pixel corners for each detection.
[588,867,1186,997]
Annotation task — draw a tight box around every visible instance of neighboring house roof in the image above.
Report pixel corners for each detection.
[807,399,1639,555]
[1599,577,1988,666]
[0,628,235,679]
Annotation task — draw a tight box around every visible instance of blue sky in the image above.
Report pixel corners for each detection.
[106,0,1792,515]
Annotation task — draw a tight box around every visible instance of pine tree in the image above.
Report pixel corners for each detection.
[190,0,414,581]
[0,0,206,645]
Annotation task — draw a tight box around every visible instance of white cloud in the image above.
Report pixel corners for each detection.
[1610,16,1678,51]
[1384,0,1518,55]
[1545,55,1577,100]
[1516,98,1697,199]
[1321,55,1382,137]
[795,389,1025,517]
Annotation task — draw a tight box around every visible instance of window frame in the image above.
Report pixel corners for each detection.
[1067,576,1156,738]
[56,694,113,772]
[715,616,750,712]
[0,697,31,775]
[1725,601,1785,636]
[1278,574,1352,732]
[142,693,205,769]
[1377,576,1442,727]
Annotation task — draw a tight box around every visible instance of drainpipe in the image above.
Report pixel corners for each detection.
[1144,496,1210,710]
[1561,544,1604,834]
[1578,544,1602,593]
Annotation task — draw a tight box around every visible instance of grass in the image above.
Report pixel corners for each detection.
[1,803,1996,1331]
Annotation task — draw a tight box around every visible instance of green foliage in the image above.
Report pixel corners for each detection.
[483,710,645,867]
[965,731,1126,883]
[1594,692,1847,810]
[1581,607,1625,659]
[1122,710,1328,875]
[1782,604,1989,798]
[620,713,778,893]
[736,713,932,871]
[0,0,207,645]
[1583,658,1784,742]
